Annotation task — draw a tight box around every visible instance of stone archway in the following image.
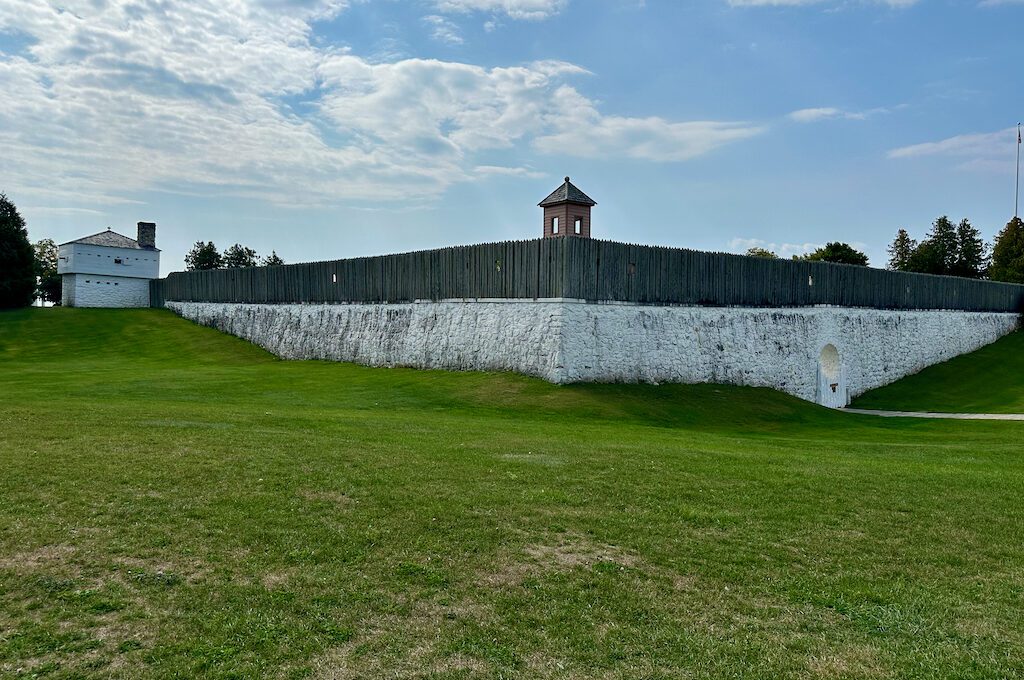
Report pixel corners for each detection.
[817,343,848,408]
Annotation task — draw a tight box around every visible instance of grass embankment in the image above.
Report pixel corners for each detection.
[852,328,1024,413]
[1,308,1023,679]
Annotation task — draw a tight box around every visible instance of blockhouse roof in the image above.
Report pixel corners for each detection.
[538,176,597,207]
[60,229,159,251]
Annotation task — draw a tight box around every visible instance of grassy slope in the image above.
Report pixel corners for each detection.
[0,308,1022,679]
[852,329,1024,413]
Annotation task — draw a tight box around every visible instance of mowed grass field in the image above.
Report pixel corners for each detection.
[1,309,1023,679]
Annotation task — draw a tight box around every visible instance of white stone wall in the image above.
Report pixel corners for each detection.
[63,274,151,308]
[166,300,1019,405]
[167,300,566,380]
[556,304,1019,403]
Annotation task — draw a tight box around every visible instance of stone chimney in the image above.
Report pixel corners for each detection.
[137,221,156,249]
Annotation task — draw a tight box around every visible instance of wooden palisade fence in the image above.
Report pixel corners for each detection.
[151,238,1024,313]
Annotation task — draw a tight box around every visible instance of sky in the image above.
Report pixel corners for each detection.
[1,0,1022,275]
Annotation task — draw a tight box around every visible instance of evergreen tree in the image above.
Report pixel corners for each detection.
[261,251,285,266]
[904,216,957,275]
[989,216,1024,284]
[222,243,259,268]
[952,218,988,279]
[799,242,869,266]
[930,216,958,275]
[33,238,62,304]
[0,193,36,308]
[887,229,916,271]
[185,241,223,270]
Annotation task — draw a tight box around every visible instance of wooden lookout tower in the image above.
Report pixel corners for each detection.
[539,176,596,238]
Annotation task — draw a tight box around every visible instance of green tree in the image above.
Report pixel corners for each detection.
[989,216,1024,283]
[921,216,959,275]
[185,241,223,271]
[745,247,778,258]
[799,242,869,266]
[906,239,943,274]
[223,244,259,268]
[261,251,285,266]
[0,193,36,308]
[887,229,916,271]
[33,238,62,305]
[952,218,988,279]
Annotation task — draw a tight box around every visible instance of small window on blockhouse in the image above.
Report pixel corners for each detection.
[574,217,582,235]
[114,258,122,264]
[551,216,559,234]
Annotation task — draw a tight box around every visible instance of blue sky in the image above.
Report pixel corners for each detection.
[1,0,1021,274]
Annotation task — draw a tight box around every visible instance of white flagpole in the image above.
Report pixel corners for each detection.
[1011,122,1019,218]
[1017,122,1021,218]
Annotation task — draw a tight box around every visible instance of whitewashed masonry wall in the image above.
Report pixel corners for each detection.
[165,300,1019,406]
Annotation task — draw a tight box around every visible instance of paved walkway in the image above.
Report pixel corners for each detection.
[844,408,1024,421]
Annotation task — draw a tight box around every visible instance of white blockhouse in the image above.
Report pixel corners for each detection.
[58,222,160,308]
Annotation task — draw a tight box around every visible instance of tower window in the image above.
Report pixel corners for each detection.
[574,217,582,235]
[551,216,559,234]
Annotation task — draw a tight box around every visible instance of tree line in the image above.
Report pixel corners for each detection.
[743,215,1024,284]
[0,194,62,307]
[185,241,285,271]
[745,242,870,266]
[887,216,1024,282]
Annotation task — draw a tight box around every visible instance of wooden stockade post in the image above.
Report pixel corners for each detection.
[150,237,1024,314]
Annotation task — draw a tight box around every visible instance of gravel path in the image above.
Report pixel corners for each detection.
[844,408,1024,421]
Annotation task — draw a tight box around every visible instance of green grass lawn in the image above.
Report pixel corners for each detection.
[851,328,1024,414]
[1,308,1023,679]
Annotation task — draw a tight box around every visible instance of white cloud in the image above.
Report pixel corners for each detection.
[787,106,890,123]
[536,115,763,162]
[727,237,824,259]
[434,0,567,20]
[727,0,917,6]
[888,127,1019,172]
[0,0,763,209]
[788,107,846,122]
[473,165,546,178]
[422,15,464,44]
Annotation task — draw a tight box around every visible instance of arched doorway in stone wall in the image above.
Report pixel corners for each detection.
[816,343,848,408]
